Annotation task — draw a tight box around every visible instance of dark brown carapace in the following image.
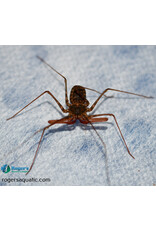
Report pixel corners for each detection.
[7,56,153,175]
[69,85,89,119]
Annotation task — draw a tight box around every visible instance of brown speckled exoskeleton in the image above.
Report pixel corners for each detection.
[7,56,153,174]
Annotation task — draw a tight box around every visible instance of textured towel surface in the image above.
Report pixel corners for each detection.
[0,45,155,185]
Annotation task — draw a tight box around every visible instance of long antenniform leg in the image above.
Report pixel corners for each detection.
[26,116,72,175]
[7,90,68,121]
[88,114,135,159]
[81,115,111,185]
[84,87,113,98]
[37,56,70,106]
[87,88,153,112]
[82,115,108,151]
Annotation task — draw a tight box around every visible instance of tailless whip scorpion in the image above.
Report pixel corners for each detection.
[7,56,153,175]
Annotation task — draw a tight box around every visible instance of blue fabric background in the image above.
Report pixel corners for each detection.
[0,45,155,185]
